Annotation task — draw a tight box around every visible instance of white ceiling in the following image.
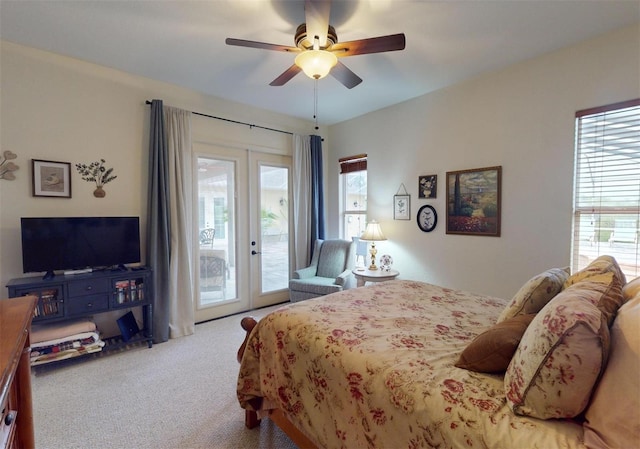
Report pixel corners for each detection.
[1,1,638,125]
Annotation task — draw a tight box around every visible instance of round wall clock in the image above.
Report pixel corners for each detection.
[417,205,437,232]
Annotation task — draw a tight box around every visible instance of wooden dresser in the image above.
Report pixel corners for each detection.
[0,296,37,449]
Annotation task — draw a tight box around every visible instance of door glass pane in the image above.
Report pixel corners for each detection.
[197,157,236,305]
[260,165,289,293]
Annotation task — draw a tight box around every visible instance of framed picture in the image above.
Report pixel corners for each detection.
[446,166,501,236]
[32,159,72,198]
[418,174,437,198]
[393,194,411,220]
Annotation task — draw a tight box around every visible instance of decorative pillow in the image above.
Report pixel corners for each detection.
[570,276,625,327]
[584,296,640,449]
[563,255,626,290]
[455,314,535,373]
[622,275,640,302]
[504,286,610,419]
[497,267,569,323]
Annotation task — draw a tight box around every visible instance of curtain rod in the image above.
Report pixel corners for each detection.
[145,100,293,136]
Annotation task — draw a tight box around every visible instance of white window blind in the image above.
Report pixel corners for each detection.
[339,154,367,241]
[572,98,640,280]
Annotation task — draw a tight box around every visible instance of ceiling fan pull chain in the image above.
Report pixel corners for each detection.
[314,79,319,130]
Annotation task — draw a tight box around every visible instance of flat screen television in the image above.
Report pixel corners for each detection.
[21,217,141,278]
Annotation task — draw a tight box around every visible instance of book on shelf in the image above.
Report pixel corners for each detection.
[115,280,129,304]
[113,279,146,304]
[32,289,59,317]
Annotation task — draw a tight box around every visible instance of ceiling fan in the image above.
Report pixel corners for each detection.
[225,0,406,89]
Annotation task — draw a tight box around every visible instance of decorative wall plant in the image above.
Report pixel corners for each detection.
[75,158,117,197]
[0,150,19,180]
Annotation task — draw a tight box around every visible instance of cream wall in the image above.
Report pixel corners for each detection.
[2,24,639,302]
[327,24,640,299]
[0,41,319,291]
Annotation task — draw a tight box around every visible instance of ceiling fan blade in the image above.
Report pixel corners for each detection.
[305,0,331,47]
[330,61,362,89]
[225,38,300,53]
[269,65,302,86]
[331,33,406,57]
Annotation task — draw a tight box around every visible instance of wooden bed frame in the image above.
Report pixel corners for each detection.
[237,317,319,449]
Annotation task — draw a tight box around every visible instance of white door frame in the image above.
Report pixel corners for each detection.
[193,144,292,322]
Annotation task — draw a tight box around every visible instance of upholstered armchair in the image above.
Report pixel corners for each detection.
[289,239,356,302]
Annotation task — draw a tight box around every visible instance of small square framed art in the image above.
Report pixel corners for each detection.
[419,174,437,199]
[32,159,72,198]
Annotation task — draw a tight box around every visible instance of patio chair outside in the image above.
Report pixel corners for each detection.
[609,219,638,245]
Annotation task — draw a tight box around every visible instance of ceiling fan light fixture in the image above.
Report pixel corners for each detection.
[295,49,338,80]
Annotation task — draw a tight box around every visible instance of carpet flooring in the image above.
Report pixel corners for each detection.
[31,305,298,449]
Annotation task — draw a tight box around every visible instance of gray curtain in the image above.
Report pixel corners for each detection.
[147,99,171,343]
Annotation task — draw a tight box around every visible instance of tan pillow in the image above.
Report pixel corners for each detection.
[571,276,625,327]
[584,296,640,449]
[497,267,569,323]
[622,276,640,302]
[564,255,626,289]
[455,314,535,373]
[504,285,610,419]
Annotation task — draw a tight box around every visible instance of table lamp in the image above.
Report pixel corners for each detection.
[360,220,387,270]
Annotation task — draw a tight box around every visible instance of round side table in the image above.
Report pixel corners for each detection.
[352,268,399,287]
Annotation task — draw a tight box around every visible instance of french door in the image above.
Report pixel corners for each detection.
[250,153,292,309]
[193,143,292,322]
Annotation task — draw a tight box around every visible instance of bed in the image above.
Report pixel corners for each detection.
[237,256,639,449]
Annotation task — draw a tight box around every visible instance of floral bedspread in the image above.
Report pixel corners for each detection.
[237,280,586,449]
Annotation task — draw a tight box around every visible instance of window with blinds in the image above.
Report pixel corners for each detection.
[339,154,367,241]
[572,98,640,280]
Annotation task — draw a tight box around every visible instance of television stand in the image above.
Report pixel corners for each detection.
[6,267,154,367]
[42,270,55,280]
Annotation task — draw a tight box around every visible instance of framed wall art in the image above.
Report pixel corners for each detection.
[418,174,437,198]
[394,194,411,220]
[417,204,437,232]
[446,166,501,236]
[32,159,72,198]
[393,183,411,220]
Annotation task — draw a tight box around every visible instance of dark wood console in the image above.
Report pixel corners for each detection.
[6,267,153,365]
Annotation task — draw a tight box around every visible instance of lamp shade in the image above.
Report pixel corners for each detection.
[360,220,387,241]
[295,50,338,80]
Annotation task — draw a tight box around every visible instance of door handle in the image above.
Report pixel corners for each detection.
[251,250,261,255]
